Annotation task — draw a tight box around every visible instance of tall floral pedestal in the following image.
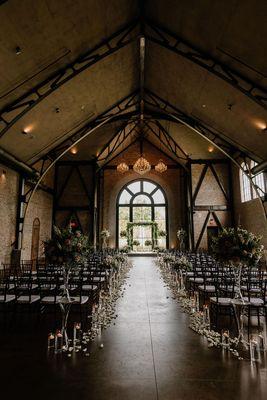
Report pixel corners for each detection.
[58,297,75,351]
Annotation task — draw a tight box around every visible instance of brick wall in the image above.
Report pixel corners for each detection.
[191,161,231,249]
[21,186,53,261]
[0,162,53,263]
[101,141,185,248]
[0,164,19,264]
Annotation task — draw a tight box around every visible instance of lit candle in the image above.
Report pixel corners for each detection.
[48,333,55,350]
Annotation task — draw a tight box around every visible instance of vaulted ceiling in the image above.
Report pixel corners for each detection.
[0,0,266,171]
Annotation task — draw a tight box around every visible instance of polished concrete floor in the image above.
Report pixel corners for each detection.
[1,257,267,400]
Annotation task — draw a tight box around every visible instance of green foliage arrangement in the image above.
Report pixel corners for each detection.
[212,227,264,266]
[145,240,152,246]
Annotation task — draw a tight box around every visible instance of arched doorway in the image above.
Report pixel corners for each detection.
[31,218,40,266]
[117,179,168,251]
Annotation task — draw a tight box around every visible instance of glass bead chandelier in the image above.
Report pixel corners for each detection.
[133,155,151,175]
[132,136,151,175]
[117,162,129,173]
[155,159,167,173]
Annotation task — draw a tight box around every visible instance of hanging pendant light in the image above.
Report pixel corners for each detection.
[155,159,167,173]
[133,156,151,175]
[133,135,151,175]
[117,161,129,173]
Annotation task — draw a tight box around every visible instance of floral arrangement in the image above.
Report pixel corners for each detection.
[158,230,167,237]
[43,225,89,269]
[120,245,130,253]
[132,240,140,246]
[173,255,192,271]
[100,229,110,239]
[212,227,264,267]
[114,254,127,264]
[145,240,152,246]
[103,255,118,269]
[162,254,175,264]
[177,228,187,240]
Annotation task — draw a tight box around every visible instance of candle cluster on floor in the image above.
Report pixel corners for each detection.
[47,257,133,357]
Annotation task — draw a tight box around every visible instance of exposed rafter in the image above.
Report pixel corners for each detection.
[144,18,267,111]
[0,19,139,138]
[33,91,139,164]
[143,120,187,165]
[97,122,138,163]
[143,88,259,161]
[145,119,188,160]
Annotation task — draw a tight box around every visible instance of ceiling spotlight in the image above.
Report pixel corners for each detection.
[208,146,214,153]
[55,107,60,113]
[21,129,28,135]
[15,46,22,55]
[1,170,6,176]
[70,147,78,155]
[202,104,206,108]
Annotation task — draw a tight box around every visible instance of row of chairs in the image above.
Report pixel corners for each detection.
[0,253,119,326]
[165,251,267,337]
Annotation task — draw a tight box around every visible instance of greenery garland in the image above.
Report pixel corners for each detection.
[125,221,159,249]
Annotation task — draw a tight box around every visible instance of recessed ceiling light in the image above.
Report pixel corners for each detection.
[15,46,22,55]
[70,147,78,155]
[253,119,266,130]
[208,146,214,153]
[202,104,206,108]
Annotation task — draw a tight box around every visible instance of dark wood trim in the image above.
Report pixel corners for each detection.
[192,164,208,204]
[195,211,211,250]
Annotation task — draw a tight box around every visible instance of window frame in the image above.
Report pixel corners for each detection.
[116,179,169,248]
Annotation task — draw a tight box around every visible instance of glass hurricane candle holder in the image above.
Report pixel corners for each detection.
[203,305,210,328]
[55,329,63,354]
[47,333,55,350]
[250,335,261,362]
[73,322,82,351]
[194,292,200,312]
[221,329,230,348]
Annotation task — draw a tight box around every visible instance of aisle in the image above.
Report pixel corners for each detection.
[1,257,267,400]
[92,256,267,400]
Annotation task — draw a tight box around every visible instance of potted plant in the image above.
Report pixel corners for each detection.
[144,239,153,249]
[132,240,140,250]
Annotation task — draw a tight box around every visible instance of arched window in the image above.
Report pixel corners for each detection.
[117,179,168,250]
[240,161,266,202]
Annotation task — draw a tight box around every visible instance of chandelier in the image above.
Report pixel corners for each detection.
[133,156,151,175]
[155,159,167,173]
[117,162,129,174]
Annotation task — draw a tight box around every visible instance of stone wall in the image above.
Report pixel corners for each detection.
[101,141,185,249]
[0,164,19,264]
